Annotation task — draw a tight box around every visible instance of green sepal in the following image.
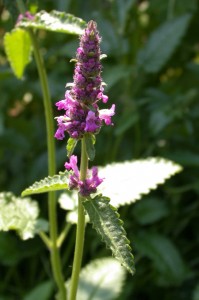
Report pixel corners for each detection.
[84,133,96,161]
[21,171,70,197]
[17,10,86,35]
[83,194,135,275]
[66,137,78,157]
[4,28,32,79]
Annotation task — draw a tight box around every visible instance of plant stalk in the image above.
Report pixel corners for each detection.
[69,138,87,300]
[16,1,66,299]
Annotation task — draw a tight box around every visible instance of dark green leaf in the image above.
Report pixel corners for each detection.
[23,281,54,300]
[137,14,191,73]
[66,137,78,157]
[4,28,32,79]
[85,133,95,161]
[17,10,86,35]
[134,232,188,285]
[83,195,135,275]
[21,171,69,197]
[133,197,169,225]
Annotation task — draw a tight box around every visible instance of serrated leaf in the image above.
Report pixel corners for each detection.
[0,192,39,240]
[134,232,188,285]
[83,195,135,275]
[21,171,69,197]
[17,10,86,35]
[97,158,182,208]
[4,28,32,79]
[67,257,126,300]
[85,133,95,161]
[66,137,78,157]
[136,14,191,73]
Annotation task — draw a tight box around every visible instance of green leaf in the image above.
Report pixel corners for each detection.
[83,195,135,275]
[0,192,39,240]
[66,137,78,157]
[137,14,191,73]
[133,197,169,225]
[17,10,86,35]
[23,281,54,300]
[97,158,182,207]
[134,232,188,285]
[85,133,95,161]
[67,257,126,300]
[193,283,199,300]
[4,28,32,79]
[21,171,70,197]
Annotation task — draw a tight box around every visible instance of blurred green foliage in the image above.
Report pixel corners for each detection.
[0,0,199,299]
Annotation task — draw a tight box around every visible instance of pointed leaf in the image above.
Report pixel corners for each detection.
[98,158,182,207]
[137,14,191,73]
[83,195,135,275]
[21,171,69,197]
[0,192,39,240]
[67,257,126,300]
[66,137,78,157]
[4,28,32,79]
[17,10,86,35]
[85,133,95,161]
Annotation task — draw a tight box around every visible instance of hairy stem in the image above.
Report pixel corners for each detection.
[69,138,87,300]
[16,1,66,299]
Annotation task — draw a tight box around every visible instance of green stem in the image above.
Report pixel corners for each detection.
[69,138,87,300]
[39,231,52,249]
[16,1,66,299]
[57,223,72,248]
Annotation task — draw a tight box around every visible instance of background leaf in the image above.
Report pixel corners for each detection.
[136,14,191,73]
[83,195,135,275]
[134,232,189,285]
[4,28,32,79]
[98,158,182,207]
[23,281,54,300]
[0,192,39,240]
[67,257,126,300]
[17,10,86,35]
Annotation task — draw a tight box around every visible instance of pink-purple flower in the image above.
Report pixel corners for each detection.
[65,155,103,197]
[54,20,115,140]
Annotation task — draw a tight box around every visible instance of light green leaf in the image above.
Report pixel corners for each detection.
[0,192,39,240]
[17,10,86,35]
[4,28,32,79]
[134,232,188,285]
[23,280,54,300]
[137,14,191,73]
[83,195,135,275]
[21,171,69,197]
[67,257,126,300]
[58,192,89,224]
[97,158,182,208]
[66,137,78,157]
[85,133,95,161]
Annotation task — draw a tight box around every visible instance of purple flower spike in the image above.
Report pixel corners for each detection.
[54,20,115,140]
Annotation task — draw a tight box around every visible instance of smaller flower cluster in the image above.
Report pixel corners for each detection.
[65,155,103,197]
[17,11,34,24]
[55,20,115,140]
